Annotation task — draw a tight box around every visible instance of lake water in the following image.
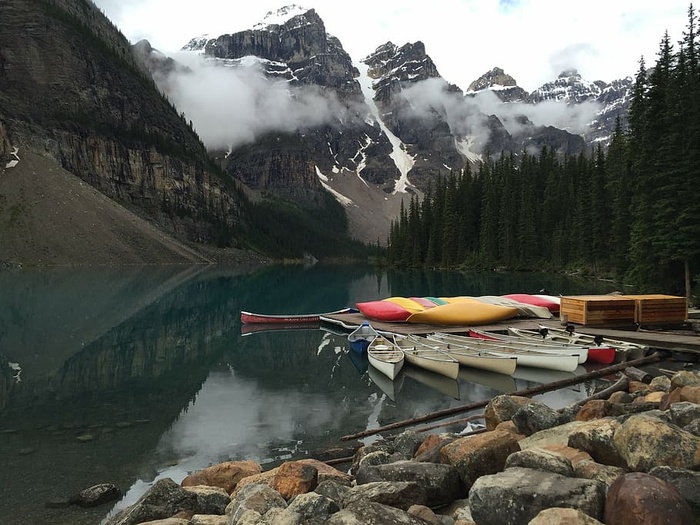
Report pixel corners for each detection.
[0,264,620,524]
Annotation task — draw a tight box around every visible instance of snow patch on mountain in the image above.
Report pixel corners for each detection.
[455,136,483,163]
[355,61,415,194]
[253,5,311,31]
[315,166,354,206]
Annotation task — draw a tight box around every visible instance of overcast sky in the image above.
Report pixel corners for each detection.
[93,0,691,92]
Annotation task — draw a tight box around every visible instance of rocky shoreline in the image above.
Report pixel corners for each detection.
[86,364,700,525]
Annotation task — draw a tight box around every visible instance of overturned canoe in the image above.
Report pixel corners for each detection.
[407,302,519,326]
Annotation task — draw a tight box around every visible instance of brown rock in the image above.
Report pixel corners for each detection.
[574,459,626,490]
[181,461,262,494]
[414,433,455,462]
[659,387,684,411]
[604,472,694,525]
[680,386,700,404]
[541,444,593,468]
[271,461,318,500]
[298,459,353,485]
[230,469,277,498]
[628,381,650,394]
[485,395,533,430]
[494,420,525,440]
[407,504,440,524]
[576,400,611,421]
[528,507,604,524]
[671,370,700,389]
[440,430,520,490]
[641,391,665,403]
[608,391,632,404]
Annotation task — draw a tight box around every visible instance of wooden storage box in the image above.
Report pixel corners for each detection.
[621,294,688,324]
[560,295,636,326]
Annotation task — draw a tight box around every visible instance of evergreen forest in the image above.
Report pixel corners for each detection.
[386,6,700,302]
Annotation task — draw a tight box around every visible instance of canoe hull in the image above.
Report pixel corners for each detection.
[367,337,405,380]
[241,308,354,324]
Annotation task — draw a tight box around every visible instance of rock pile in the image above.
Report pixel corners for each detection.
[104,369,700,525]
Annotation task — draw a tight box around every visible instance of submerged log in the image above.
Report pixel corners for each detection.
[340,352,663,442]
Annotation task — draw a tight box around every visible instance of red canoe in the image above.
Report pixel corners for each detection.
[240,307,355,324]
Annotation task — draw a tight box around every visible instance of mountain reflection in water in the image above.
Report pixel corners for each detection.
[0,265,617,525]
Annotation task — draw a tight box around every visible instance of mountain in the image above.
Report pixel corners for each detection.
[0,0,255,266]
[148,5,633,242]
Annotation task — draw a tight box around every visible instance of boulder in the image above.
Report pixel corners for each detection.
[518,421,585,450]
[680,386,700,403]
[104,478,197,525]
[613,414,700,471]
[393,430,423,459]
[669,402,700,428]
[190,516,227,525]
[649,375,671,392]
[344,481,427,510]
[604,472,694,525]
[407,504,441,524]
[504,448,575,477]
[512,400,563,436]
[272,461,318,500]
[670,370,700,389]
[68,483,122,507]
[324,499,430,524]
[414,433,456,463]
[440,430,520,491]
[355,459,462,507]
[573,460,626,492]
[567,418,625,467]
[281,492,340,524]
[648,466,700,510]
[181,485,230,515]
[313,480,352,508]
[527,507,604,524]
[226,483,286,524]
[469,467,605,525]
[180,460,262,494]
[576,400,612,421]
[485,395,534,430]
[350,442,394,475]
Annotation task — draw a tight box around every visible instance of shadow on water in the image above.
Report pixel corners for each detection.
[0,264,615,525]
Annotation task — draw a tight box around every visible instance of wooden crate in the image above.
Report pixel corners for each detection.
[621,294,688,324]
[560,295,636,326]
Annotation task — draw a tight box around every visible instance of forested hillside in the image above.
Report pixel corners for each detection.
[387,6,700,300]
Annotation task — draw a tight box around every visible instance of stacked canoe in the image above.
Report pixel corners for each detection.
[356,294,560,326]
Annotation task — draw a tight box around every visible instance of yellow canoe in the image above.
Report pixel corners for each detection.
[407,301,519,326]
[383,296,428,314]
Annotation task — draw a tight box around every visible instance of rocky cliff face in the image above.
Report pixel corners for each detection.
[0,0,243,246]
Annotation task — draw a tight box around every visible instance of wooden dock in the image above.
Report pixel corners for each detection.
[321,313,700,356]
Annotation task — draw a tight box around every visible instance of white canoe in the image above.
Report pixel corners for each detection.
[530,325,648,357]
[367,336,405,380]
[426,333,579,372]
[393,335,460,380]
[464,329,588,364]
[407,334,517,376]
[348,321,379,343]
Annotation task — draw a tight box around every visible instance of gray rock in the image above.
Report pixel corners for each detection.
[345,481,427,510]
[355,459,462,507]
[567,418,625,468]
[227,483,286,524]
[684,418,700,436]
[518,421,585,450]
[469,467,605,525]
[670,402,700,428]
[505,448,575,477]
[512,400,564,436]
[324,499,430,524]
[183,485,230,515]
[648,466,700,510]
[392,430,423,459]
[69,482,122,507]
[314,480,352,508]
[104,478,197,525]
[282,492,339,524]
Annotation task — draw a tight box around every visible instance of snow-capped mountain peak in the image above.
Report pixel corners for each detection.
[252,5,310,31]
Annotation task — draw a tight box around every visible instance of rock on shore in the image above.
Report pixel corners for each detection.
[104,368,700,525]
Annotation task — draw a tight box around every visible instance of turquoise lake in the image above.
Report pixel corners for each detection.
[0,264,621,524]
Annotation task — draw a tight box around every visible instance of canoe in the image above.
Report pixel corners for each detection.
[472,296,554,319]
[535,325,649,358]
[406,334,517,376]
[348,321,379,343]
[383,297,428,313]
[406,302,519,326]
[426,333,580,372]
[466,328,589,364]
[502,294,560,313]
[393,335,460,379]
[505,327,617,364]
[356,300,412,322]
[241,307,355,324]
[367,336,405,380]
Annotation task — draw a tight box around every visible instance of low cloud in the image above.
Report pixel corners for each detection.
[166,53,348,151]
[398,77,601,153]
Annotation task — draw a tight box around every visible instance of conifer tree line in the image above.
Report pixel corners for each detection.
[387,5,700,300]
